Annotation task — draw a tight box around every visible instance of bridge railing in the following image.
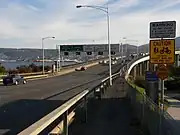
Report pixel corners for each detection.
[18,65,125,135]
[125,57,180,135]
[126,80,180,135]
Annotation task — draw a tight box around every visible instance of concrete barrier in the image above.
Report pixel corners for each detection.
[24,75,48,79]
[49,111,75,135]
[18,90,89,135]
[0,59,105,84]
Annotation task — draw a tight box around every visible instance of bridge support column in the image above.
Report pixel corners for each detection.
[143,62,146,75]
[133,66,137,79]
[149,63,154,71]
[146,61,150,71]
[63,111,68,135]
[139,63,143,76]
[154,64,158,71]
[137,64,140,76]
[176,54,180,67]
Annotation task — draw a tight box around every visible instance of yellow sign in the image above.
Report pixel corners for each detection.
[150,39,175,64]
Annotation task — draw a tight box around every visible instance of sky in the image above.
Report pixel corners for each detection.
[0,0,180,49]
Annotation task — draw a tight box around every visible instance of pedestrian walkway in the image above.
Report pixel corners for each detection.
[69,77,141,135]
[165,95,180,125]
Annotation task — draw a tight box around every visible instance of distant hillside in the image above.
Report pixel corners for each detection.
[0,44,139,60]
[138,36,180,53]
[0,48,58,60]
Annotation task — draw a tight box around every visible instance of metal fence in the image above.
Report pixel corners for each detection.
[127,81,180,135]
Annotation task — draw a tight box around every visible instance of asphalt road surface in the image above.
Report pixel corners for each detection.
[0,61,124,135]
[70,77,138,135]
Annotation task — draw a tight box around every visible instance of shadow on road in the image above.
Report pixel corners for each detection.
[69,97,139,135]
[0,99,65,135]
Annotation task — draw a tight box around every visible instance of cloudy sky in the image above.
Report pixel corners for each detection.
[0,0,180,48]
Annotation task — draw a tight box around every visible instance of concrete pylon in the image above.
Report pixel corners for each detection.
[176,54,180,67]
[133,65,137,79]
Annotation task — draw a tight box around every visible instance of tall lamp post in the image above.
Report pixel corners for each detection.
[56,44,61,72]
[42,36,55,74]
[123,37,127,56]
[76,5,112,85]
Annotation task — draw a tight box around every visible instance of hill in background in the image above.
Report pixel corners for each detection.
[0,36,179,60]
[138,37,180,53]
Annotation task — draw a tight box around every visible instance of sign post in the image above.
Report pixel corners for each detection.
[150,22,176,103]
[150,21,176,135]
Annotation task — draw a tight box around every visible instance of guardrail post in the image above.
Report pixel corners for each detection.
[63,111,68,135]
[100,84,104,95]
[103,82,106,91]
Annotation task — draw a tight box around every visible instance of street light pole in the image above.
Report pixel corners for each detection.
[42,39,44,74]
[92,40,96,60]
[57,45,61,71]
[136,41,139,58]
[107,7,112,86]
[121,42,123,58]
[123,37,127,56]
[76,4,112,85]
[42,36,55,74]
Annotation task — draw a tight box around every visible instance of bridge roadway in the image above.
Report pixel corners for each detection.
[69,77,138,135]
[0,61,124,135]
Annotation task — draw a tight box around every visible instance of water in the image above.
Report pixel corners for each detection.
[0,61,76,70]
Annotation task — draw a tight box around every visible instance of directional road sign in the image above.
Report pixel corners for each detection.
[150,39,175,64]
[83,45,95,52]
[150,21,176,38]
[60,45,83,52]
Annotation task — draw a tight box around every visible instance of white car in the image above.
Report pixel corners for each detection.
[103,60,108,64]
[75,66,87,71]
[111,61,117,65]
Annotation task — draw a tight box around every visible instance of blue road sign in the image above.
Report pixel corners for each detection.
[145,71,158,81]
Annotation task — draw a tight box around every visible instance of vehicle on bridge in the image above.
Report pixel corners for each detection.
[2,74,27,86]
[112,60,117,65]
[111,57,119,60]
[75,66,87,71]
[99,60,108,64]
[99,60,117,65]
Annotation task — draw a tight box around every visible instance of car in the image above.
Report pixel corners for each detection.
[103,60,108,64]
[2,74,27,86]
[111,57,118,61]
[75,66,87,71]
[111,61,117,65]
[99,61,103,64]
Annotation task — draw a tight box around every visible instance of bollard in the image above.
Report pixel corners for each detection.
[49,111,75,135]
[63,111,68,135]
[103,82,107,91]
[100,85,104,95]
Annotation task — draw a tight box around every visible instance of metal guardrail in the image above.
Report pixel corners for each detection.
[0,57,112,83]
[0,56,111,77]
[126,79,180,135]
[125,56,180,135]
[18,64,126,135]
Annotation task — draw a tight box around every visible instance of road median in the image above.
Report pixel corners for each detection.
[0,60,103,83]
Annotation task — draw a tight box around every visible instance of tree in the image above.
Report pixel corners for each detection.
[0,65,6,73]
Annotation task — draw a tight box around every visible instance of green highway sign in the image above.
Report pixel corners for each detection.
[60,45,83,52]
